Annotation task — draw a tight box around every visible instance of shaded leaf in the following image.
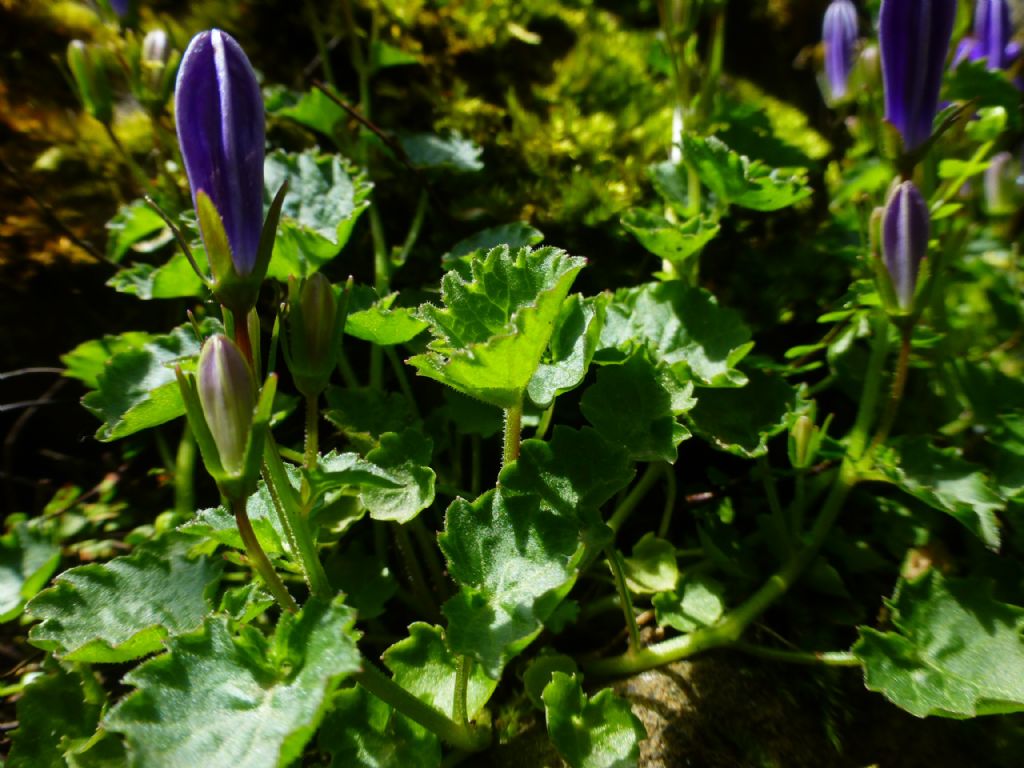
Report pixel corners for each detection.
[0,520,61,623]
[882,438,1003,550]
[687,369,802,458]
[399,132,483,172]
[105,199,168,263]
[581,352,694,463]
[621,209,719,264]
[653,574,726,633]
[854,572,1024,718]
[443,222,544,263]
[319,685,440,768]
[622,533,678,594]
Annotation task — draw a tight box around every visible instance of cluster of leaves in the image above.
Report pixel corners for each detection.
[5,0,1024,767]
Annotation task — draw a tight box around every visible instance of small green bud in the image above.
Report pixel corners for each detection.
[67,40,113,125]
[198,334,255,476]
[285,273,341,398]
[788,404,831,470]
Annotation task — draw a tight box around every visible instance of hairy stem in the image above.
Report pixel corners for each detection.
[232,497,298,613]
[607,546,642,652]
[502,401,524,468]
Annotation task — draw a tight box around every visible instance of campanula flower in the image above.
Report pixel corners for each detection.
[109,0,131,17]
[175,29,265,278]
[881,181,930,310]
[956,0,1020,71]
[823,0,859,99]
[879,0,957,151]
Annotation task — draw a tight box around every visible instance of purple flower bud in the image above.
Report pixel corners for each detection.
[198,335,256,476]
[175,30,265,276]
[882,181,930,311]
[879,0,956,151]
[109,0,131,17]
[973,0,1017,70]
[823,0,859,99]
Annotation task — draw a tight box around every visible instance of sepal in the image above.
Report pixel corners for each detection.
[67,41,113,125]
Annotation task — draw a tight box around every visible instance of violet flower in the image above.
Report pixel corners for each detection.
[879,0,956,151]
[823,0,859,99]
[881,181,930,311]
[956,0,1020,71]
[175,29,265,277]
[108,0,131,17]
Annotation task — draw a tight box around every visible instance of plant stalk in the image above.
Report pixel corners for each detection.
[502,401,524,467]
[232,497,298,613]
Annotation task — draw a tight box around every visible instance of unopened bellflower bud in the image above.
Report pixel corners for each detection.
[175,30,265,279]
[198,334,256,476]
[881,181,930,311]
[958,0,1019,71]
[143,29,170,68]
[67,41,113,125]
[285,273,343,399]
[984,151,1019,215]
[823,0,859,99]
[879,0,956,151]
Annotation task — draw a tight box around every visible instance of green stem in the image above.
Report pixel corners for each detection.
[174,423,196,516]
[607,462,662,534]
[583,459,859,678]
[758,456,790,552]
[410,516,447,599]
[303,0,335,85]
[657,463,677,539]
[607,546,642,652]
[502,401,524,468]
[103,122,153,197]
[848,314,892,462]
[395,189,429,268]
[386,347,421,419]
[453,655,471,726]
[729,642,860,667]
[393,522,440,621]
[869,329,911,451]
[263,438,332,599]
[304,394,319,472]
[353,662,490,751]
[232,497,298,613]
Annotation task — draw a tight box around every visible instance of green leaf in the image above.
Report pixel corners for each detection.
[263,149,372,279]
[382,623,498,719]
[439,488,585,677]
[7,665,105,768]
[528,294,603,408]
[27,541,222,663]
[581,353,694,463]
[325,386,420,449]
[0,520,61,623]
[409,245,586,408]
[946,61,1023,130]
[652,573,726,633]
[622,533,678,594]
[399,131,483,172]
[105,199,168,263]
[81,322,210,441]
[600,282,753,388]
[360,430,436,523]
[542,673,646,768]
[620,209,719,265]
[266,86,347,137]
[182,474,296,557]
[687,369,802,458]
[443,222,544,263]
[108,250,207,300]
[62,331,155,389]
[105,598,361,768]
[309,431,435,524]
[370,40,419,69]
[345,288,429,345]
[680,135,812,211]
[523,652,579,710]
[854,572,1024,718]
[319,685,440,768]
[882,438,1004,550]
[499,425,635,518]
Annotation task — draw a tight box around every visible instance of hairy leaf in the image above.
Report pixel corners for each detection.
[0,520,61,623]
[528,294,604,408]
[600,282,753,388]
[105,598,360,768]
[27,542,221,663]
[621,209,719,265]
[410,245,585,408]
